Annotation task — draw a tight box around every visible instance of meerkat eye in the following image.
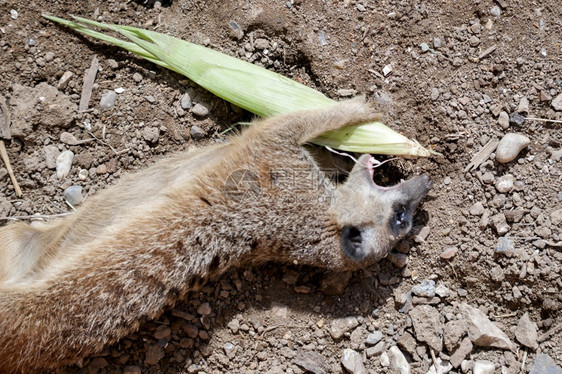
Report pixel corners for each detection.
[341,225,365,261]
[393,206,407,228]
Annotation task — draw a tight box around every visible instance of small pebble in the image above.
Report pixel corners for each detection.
[190,125,205,140]
[142,127,160,143]
[44,52,55,62]
[552,94,562,111]
[382,64,392,76]
[100,91,116,110]
[191,103,209,117]
[420,43,429,52]
[412,279,436,298]
[496,133,530,163]
[197,302,212,316]
[115,87,125,94]
[440,247,458,259]
[44,145,60,169]
[517,97,529,113]
[365,331,383,345]
[341,349,366,374]
[469,202,485,216]
[318,31,328,46]
[473,360,495,374]
[10,9,18,19]
[495,237,512,253]
[495,174,514,193]
[509,112,526,126]
[388,346,410,374]
[63,185,83,206]
[181,92,192,109]
[56,150,74,179]
[497,111,509,129]
[433,37,442,48]
[490,5,501,17]
[430,88,440,101]
[229,20,244,39]
[57,71,74,90]
[133,73,143,82]
[78,169,88,181]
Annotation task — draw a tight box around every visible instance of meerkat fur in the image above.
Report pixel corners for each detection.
[0,100,431,373]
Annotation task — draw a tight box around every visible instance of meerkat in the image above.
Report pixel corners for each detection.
[0,100,431,373]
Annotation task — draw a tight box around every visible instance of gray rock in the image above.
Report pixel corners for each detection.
[60,132,80,146]
[490,5,501,17]
[56,150,74,179]
[341,349,365,374]
[100,91,116,110]
[44,145,60,169]
[412,279,436,298]
[462,304,515,350]
[330,317,359,340]
[410,305,443,351]
[365,331,383,345]
[473,360,495,374]
[517,97,530,113]
[142,126,160,143]
[388,346,410,374]
[435,284,452,297]
[469,202,485,216]
[293,350,331,374]
[440,247,458,260]
[491,213,510,235]
[420,42,430,52]
[495,174,514,193]
[426,358,453,374]
[552,94,562,111]
[509,112,526,126]
[63,185,83,206]
[397,331,417,357]
[433,38,442,48]
[450,337,473,368]
[133,72,143,82]
[529,354,562,374]
[551,209,562,226]
[430,88,440,101]
[181,92,192,109]
[498,111,509,129]
[192,103,210,117]
[496,133,530,163]
[57,71,74,90]
[366,341,385,357]
[190,125,205,140]
[514,312,538,349]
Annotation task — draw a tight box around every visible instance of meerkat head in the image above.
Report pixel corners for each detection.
[333,154,432,266]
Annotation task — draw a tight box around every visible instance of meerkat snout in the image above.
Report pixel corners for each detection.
[335,155,432,263]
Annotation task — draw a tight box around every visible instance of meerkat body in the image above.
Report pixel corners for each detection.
[0,101,431,372]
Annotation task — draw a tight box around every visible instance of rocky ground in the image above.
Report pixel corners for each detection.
[1,0,561,373]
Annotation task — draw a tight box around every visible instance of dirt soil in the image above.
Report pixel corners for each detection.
[1,0,561,373]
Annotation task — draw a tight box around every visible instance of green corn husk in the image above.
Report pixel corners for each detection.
[43,14,435,157]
